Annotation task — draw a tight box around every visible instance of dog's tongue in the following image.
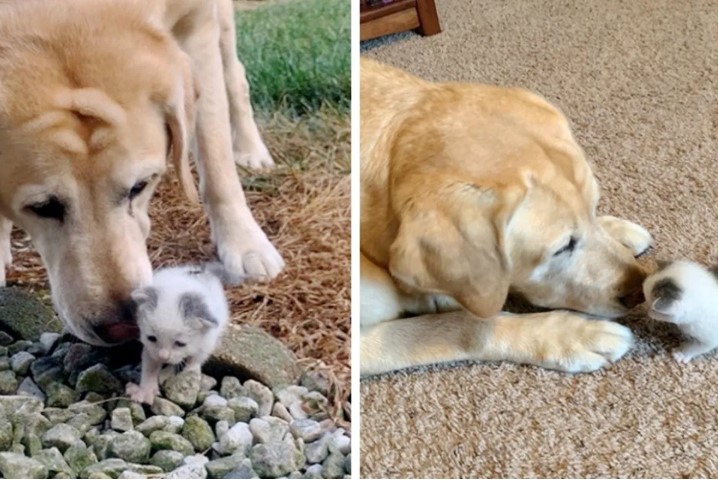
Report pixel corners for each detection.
[105,323,139,341]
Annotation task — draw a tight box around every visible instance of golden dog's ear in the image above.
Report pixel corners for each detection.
[163,57,199,205]
[388,186,520,318]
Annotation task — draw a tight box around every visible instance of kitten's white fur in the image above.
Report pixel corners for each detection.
[125,264,229,404]
[643,260,718,363]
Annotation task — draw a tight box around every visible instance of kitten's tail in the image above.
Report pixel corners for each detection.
[200,261,246,287]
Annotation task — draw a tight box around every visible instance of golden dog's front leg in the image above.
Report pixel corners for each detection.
[360,310,634,376]
[599,215,652,256]
[0,216,11,287]
[216,0,274,171]
[184,13,284,282]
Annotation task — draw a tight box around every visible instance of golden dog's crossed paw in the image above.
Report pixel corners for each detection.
[216,229,285,283]
[599,215,653,257]
[234,143,275,171]
[535,313,634,373]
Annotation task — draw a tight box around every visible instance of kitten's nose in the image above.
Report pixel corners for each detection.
[158,349,170,362]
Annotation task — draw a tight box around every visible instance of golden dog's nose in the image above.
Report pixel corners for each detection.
[618,265,648,309]
[619,289,645,309]
[93,299,139,344]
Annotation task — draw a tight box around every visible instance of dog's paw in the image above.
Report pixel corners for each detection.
[125,382,159,405]
[531,312,634,373]
[234,142,275,171]
[598,215,652,256]
[673,350,693,364]
[216,219,285,283]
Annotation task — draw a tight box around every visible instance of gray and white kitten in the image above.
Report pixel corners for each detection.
[643,260,718,363]
[125,263,231,404]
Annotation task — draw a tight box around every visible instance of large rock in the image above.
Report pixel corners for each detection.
[206,326,301,390]
[0,452,49,479]
[181,415,214,452]
[0,287,62,341]
[161,369,201,409]
[108,430,151,464]
[41,423,82,452]
[250,441,299,478]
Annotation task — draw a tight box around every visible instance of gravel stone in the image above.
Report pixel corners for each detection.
[76,364,122,394]
[43,408,73,424]
[290,419,323,443]
[17,376,46,401]
[344,453,351,474]
[7,340,32,356]
[0,452,48,478]
[34,447,73,476]
[150,397,185,417]
[30,356,63,390]
[118,470,147,479]
[0,357,8,371]
[135,416,169,436]
[149,431,194,456]
[80,458,128,478]
[220,376,247,399]
[10,351,35,375]
[250,416,289,444]
[162,369,201,409]
[165,463,207,479]
[250,441,299,478]
[182,415,214,452]
[229,396,259,422]
[165,415,185,434]
[0,370,18,394]
[0,331,13,345]
[91,431,120,460]
[149,450,184,472]
[305,464,324,479]
[68,401,107,426]
[206,453,245,478]
[46,382,79,408]
[299,370,332,397]
[63,444,98,474]
[111,408,134,432]
[39,332,61,354]
[272,401,293,422]
[277,386,309,407]
[245,380,273,417]
[0,420,12,451]
[322,452,345,479]
[108,430,151,464]
[304,436,329,464]
[42,423,81,452]
[213,421,252,456]
[223,459,259,479]
[328,432,350,455]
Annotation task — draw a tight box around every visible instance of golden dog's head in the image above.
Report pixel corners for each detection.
[387,83,646,319]
[0,2,198,345]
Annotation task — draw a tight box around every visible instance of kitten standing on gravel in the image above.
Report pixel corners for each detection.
[643,260,718,363]
[126,263,233,404]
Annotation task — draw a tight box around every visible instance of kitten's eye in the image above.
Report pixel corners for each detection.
[175,341,186,348]
[147,335,157,343]
[129,180,148,200]
[26,196,65,222]
[554,236,577,256]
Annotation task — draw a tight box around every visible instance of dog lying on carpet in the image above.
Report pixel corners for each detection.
[360,57,653,375]
[0,0,284,346]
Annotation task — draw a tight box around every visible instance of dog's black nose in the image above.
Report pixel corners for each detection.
[93,299,139,344]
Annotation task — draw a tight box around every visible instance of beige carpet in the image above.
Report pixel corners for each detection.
[360,0,718,478]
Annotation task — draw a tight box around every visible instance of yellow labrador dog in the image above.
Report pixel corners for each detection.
[0,0,284,345]
[360,58,653,375]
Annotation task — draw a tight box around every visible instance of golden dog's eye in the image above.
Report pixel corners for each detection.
[554,236,577,256]
[27,196,65,222]
[129,180,148,200]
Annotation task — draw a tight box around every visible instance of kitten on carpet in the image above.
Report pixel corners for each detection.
[125,262,234,404]
[643,260,718,363]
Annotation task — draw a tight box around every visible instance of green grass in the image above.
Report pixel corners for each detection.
[236,0,350,116]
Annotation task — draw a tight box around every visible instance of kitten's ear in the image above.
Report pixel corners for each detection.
[131,286,158,311]
[179,293,218,329]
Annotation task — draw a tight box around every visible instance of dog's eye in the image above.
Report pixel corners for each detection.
[147,335,157,343]
[129,180,148,200]
[175,341,186,348]
[554,236,577,256]
[26,197,65,222]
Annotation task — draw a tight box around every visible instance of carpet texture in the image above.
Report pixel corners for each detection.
[360,0,718,478]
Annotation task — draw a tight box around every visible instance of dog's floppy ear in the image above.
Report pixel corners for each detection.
[388,185,520,318]
[163,54,199,205]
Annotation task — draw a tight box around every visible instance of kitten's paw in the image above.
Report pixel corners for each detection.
[599,216,652,256]
[126,382,159,405]
[673,351,693,363]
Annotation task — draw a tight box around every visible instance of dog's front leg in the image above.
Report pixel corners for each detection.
[360,310,634,376]
[599,215,652,257]
[0,216,11,287]
[185,18,284,281]
[217,0,274,171]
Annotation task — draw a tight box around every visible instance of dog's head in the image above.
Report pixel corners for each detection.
[388,84,646,319]
[0,2,198,345]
